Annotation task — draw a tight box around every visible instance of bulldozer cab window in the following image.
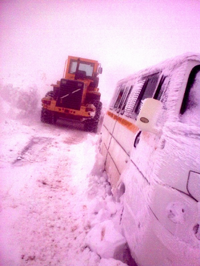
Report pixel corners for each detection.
[69,60,94,77]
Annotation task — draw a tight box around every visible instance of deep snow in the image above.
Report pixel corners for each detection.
[0,84,135,266]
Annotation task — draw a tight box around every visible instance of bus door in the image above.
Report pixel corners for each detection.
[129,73,168,182]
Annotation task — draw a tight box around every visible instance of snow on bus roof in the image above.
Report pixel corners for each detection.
[117,53,200,85]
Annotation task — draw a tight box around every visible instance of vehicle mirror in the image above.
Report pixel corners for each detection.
[136,98,162,134]
[98,67,103,74]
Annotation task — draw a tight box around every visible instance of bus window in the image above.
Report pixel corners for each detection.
[124,80,144,118]
[134,73,160,114]
[154,75,169,110]
[109,85,123,109]
[154,75,166,100]
[114,87,125,109]
[118,87,128,111]
[180,67,200,126]
[121,86,133,113]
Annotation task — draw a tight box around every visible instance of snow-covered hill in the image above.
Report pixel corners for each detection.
[0,84,135,266]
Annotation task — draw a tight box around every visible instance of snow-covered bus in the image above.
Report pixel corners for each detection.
[101,53,200,266]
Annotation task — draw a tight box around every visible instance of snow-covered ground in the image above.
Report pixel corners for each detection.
[0,84,136,266]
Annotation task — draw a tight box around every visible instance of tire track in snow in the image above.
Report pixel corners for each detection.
[13,132,99,266]
[12,136,53,165]
[0,123,100,266]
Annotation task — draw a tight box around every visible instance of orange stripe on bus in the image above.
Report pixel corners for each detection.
[107,110,138,133]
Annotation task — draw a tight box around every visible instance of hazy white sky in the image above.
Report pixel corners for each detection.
[1,0,200,99]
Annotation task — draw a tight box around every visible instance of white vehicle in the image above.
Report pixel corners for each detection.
[101,53,200,266]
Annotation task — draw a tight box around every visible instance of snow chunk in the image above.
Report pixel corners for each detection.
[86,220,126,259]
[89,197,107,215]
[106,197,118,215]
[99,258,128,266]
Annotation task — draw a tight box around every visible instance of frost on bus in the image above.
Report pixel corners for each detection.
[100,53,200,266]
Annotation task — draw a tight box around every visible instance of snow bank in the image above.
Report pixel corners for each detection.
[0,69,52,124]
[0,83,40,121]
[0,92,133,266]
[86,220,126,259]
[86,172,135,265]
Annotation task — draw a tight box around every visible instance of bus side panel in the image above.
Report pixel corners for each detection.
[112,117,138,155]
[102,111,116,133]
[100,112,116,166]
[130,132,160,183]
[101,125,111,157]
[100,140,108,164]
[150,182,200,251]
[122,162,153,265]
[105,153,120,189]
[109,137,129,175]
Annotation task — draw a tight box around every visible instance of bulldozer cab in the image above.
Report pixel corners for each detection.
[64,56,102,83]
